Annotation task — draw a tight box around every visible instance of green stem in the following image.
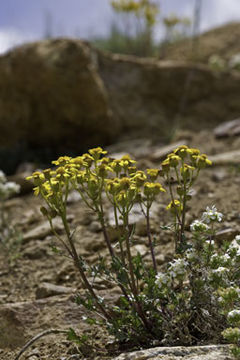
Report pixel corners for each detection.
[113,203,126,266]
[60,211,112,321]
[146,204,157,273]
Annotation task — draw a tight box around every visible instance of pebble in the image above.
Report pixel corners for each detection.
[214,118,240,138]
[209,150,240,165]
[150,141,188,162]
[36,282,76,299]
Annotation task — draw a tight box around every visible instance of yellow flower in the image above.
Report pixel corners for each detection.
[52,156,72,166]
[192,154,212,169]
[96,163,112,178]
[120,154,136,169]
[110,159,122,174]
[128,166,137,175]
[82,153,94,167]
[161,159,170,174]
[89,147,107,160]
[167,154,181,167]
[33,186,40,196]
[187,148,200,156]
[166,199,182,214]
[119,177,132,189]
[131,171,147,187]
[147,168,159,181]
[70,156,86,168]
[144,182,165,196]
[106,179,121,195]
[26,171,45,186]
[180,164,195,180]
[174,145,188,159]
[116,190,128,207]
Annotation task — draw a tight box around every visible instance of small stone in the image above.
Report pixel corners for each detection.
[131,244,148,257]
[135,218,148,237]
[23,218,63,243]
[156,254,165,265]
[89,221,102,233]
[36,282,75,299]
[214,118,240,138]
[211,168,227,182]
[23,241,47,259]
[209,150,240,165]
[67,190,82,203]
[215,228,239,244]
[150,141,188,162]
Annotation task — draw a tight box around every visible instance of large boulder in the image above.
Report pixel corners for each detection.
[0,39,118,153]
[97,51,240,139]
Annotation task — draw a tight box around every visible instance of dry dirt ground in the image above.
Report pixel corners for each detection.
[1,129,240,360]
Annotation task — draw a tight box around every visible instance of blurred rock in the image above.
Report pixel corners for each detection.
[114,345,230,360]
[0,308,27,349]
[211,168,228,182]
[23,240,47,259]
[214,118,240,138]
[8,172,34,195]
[0,39,118,153]
[150,141,188,162]
[107,139,152,159]
[36,282,75,299]
[99,51,240,138]
[215,228,239,244]
[89,221,102,233]
[23,218,63,243]
[209,150,240,165]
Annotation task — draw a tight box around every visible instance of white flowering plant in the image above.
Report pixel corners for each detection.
[0,169,21,259]
[25,145,240,355]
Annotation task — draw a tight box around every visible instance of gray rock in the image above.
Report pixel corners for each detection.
[114,345,231,360]
[89,221,102,233]
[214,118,240,138]
[150,141,188,162]
[36,282,75,299]
[23,218,63,243]
[209,150,240,165]
[23,241,47,259]
[215,228,239,244]
[211,168,228,182]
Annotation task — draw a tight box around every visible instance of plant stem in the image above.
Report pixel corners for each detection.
[60,211,112,321]
[146,205,157,273]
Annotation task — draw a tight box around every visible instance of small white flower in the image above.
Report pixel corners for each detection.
[190,220,209,233]
[0,170,6,184]
[228,309,240,318]
[212,266,227,274]
[168,258,188,278]
[155,272,170,287]
[202,205,223,224]
[0,181,20,200]
[185,248,197,261]
[206,240,215,246]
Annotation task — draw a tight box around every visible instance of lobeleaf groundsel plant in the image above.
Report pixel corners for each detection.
[27,145,240,356]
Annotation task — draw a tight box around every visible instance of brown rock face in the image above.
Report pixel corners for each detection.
[0,38,118,152]
[1,37,240,166]
[97,52,240,138]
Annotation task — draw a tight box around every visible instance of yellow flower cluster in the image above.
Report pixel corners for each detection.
[26,147,165,212]
[161,145,212,174]
[111,0,159,26]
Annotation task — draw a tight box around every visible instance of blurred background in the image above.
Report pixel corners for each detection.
[1,0,240,175]
[1,0,240,54]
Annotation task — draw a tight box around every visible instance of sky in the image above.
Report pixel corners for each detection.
[0,0,240,54]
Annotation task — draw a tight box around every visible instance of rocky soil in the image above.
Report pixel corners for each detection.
[0,124,240,360]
